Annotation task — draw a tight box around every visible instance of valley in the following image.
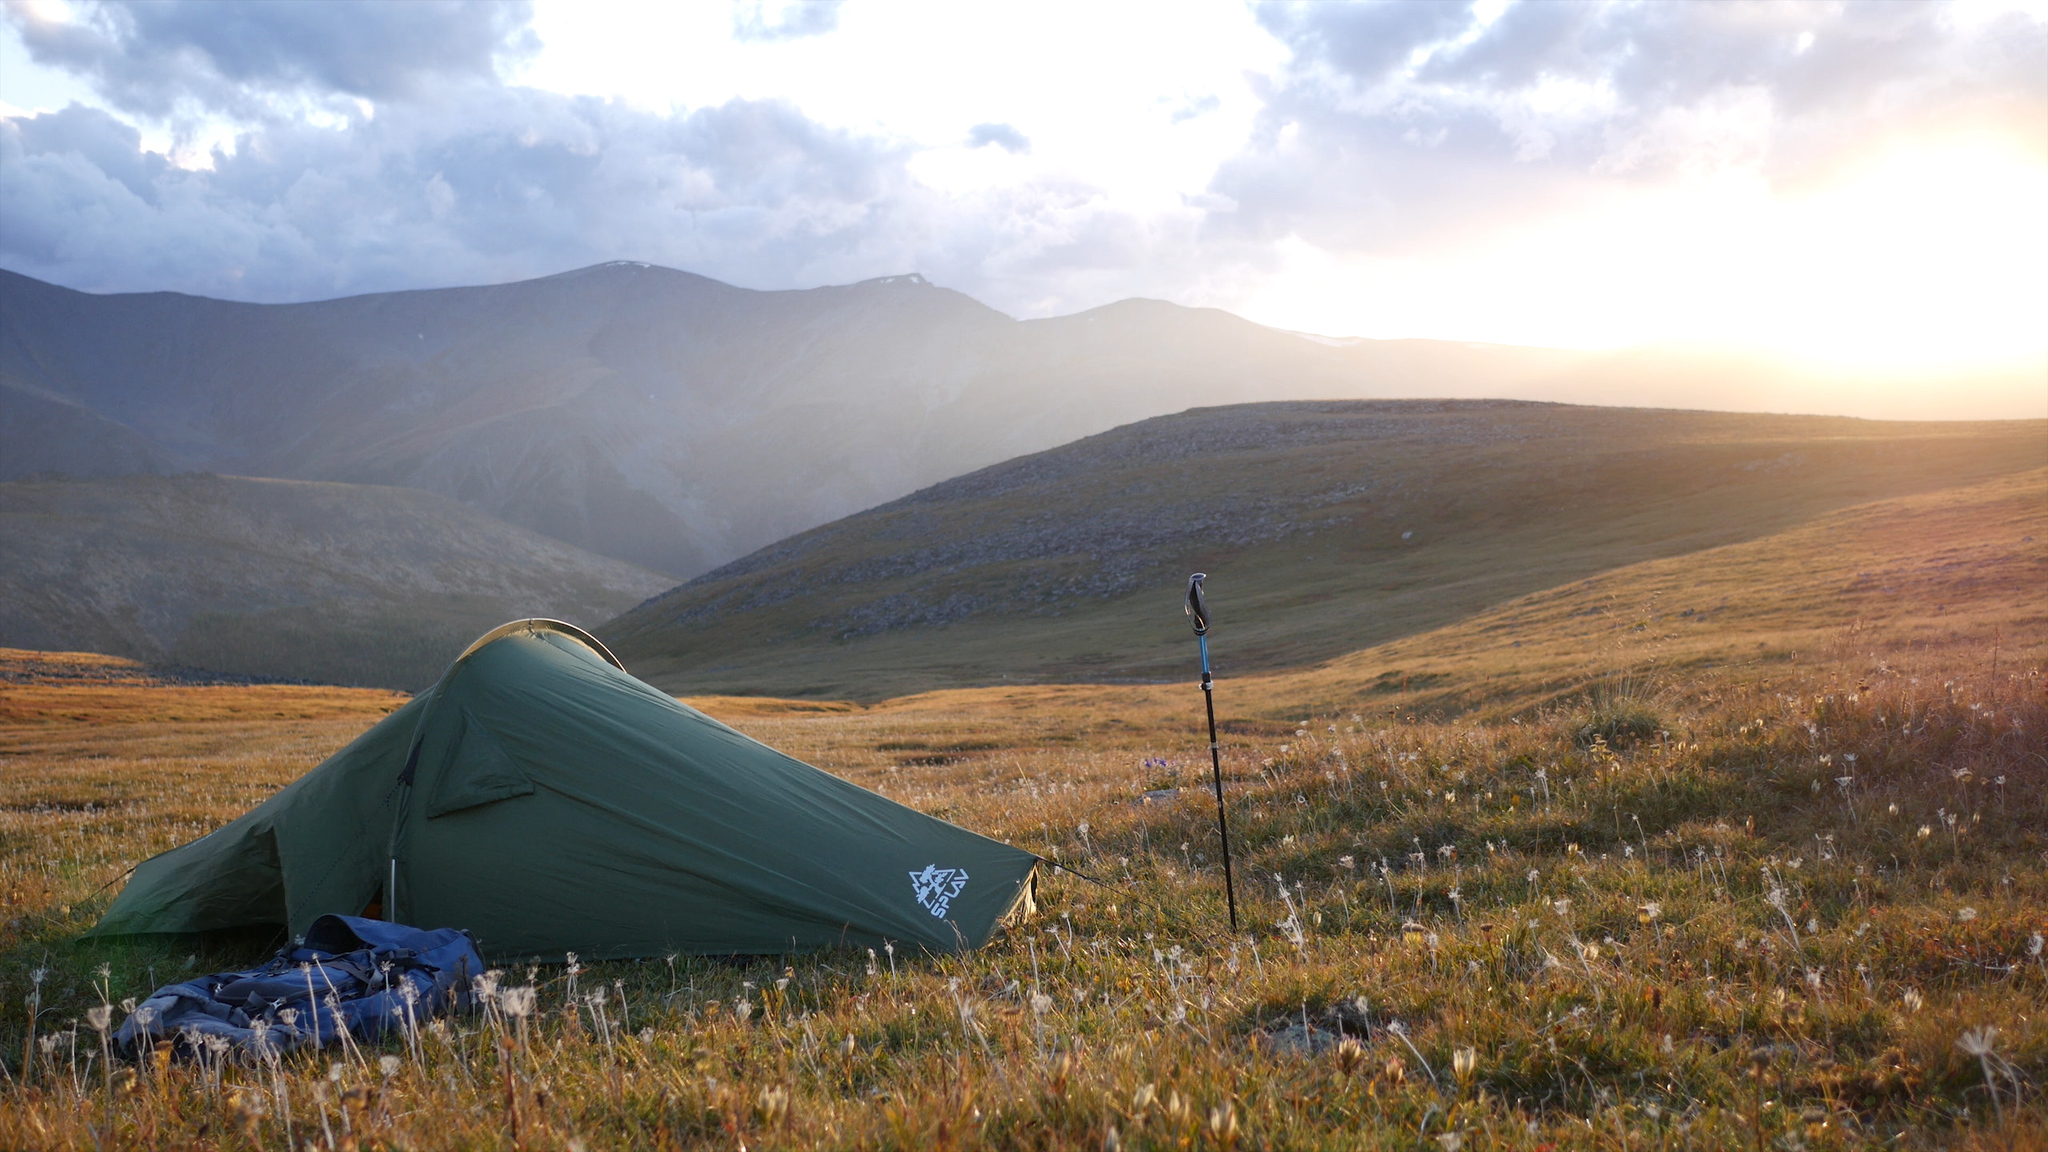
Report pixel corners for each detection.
[0,473,668,689]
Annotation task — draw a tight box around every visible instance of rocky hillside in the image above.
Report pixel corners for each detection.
[0,263,1754,579]
[0,474,670,689]
[602,400,2048,699]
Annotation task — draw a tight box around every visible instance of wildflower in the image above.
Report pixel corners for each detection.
[1333,1037,1364,1077]
[1917,825,1932,840]
[754,1085,791,1126]
[1957,1027,2008,1122]
[2029,934,2044,957]
[1551,898,1571,917]
[1437,1133,1464,1152]
[1902,988,1924,1012]
[1452,1047,1477,1081]
[1164,1089,1192,1126]
[1206,1103,1240,1148]
[1132,1083,1157,1115]
[500,986,536,1019]
[1957,907,1978,922]
[1637,902,1661,925]
[85,1005,111,1033]
[379,1054,401,1077]
[1402,921,1427,946]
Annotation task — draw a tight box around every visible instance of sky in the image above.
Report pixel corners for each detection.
[3,0,2045,392]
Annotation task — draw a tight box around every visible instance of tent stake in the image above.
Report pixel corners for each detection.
[1186,573,1239,933]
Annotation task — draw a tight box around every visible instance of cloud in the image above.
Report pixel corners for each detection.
[1214,0,2048,256]
[0,0,2038,360]
[965,121,1030,154]
[0,1,1226,315]
[1255,0,1480,86]
[4,0,539,117]
[732,0,844,44]
[0,90,927,301]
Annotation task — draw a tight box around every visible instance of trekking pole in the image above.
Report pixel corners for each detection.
[1186,573,1239,933]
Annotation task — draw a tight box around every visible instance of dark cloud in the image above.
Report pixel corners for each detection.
[732,0,844,44]
[6,102,169,204]
[1214,0,2048,255]
[4,0,537,116]
[966,122,1030,154]
[0,90,925,302]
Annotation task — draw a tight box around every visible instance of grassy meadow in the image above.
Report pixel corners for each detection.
[2,470,2044,1149]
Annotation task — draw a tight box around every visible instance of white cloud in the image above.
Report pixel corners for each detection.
[0,0,2042,378]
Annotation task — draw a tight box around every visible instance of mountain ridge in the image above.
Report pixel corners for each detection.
[0,262,1797,581]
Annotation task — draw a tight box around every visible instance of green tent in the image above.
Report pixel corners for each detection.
[91,620,1039,959]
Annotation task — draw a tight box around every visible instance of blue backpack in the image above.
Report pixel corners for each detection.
[114,915,483,1059]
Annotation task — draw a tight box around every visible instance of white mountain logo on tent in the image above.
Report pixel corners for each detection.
[909,865,969,917]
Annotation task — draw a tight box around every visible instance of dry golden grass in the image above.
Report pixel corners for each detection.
[1,472,2044,1149]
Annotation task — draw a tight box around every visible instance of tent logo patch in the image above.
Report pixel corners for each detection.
[909,865,969,917]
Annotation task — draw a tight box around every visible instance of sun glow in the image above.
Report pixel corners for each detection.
[1240,138,2048,384]
[1725,140,2048,372]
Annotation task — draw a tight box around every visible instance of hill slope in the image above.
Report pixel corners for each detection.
[603,400,2048,699]
[0,265,1523,575]
[0,474,670,688]
[17,264,2022,582]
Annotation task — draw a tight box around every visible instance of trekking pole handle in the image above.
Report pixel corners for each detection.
[1186,572,1210,636]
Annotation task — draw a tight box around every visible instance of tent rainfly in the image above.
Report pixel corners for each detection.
[91,620,1039,959]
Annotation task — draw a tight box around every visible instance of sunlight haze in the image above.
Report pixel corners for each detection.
[3,0,2043,414]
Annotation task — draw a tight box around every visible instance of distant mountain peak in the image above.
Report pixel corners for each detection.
[854,273,930,288]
